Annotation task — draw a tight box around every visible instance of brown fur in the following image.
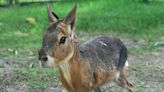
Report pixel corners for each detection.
[38,5,133,92]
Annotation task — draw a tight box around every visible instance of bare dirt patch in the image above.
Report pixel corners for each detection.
[0,36,164,92]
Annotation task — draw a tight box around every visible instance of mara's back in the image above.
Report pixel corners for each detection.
[39,5,133,92]
[80,36,127,71]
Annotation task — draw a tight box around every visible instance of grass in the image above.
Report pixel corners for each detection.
[0,68,59,90]
[0,1,6,3]
[0,0,164,48]
[0,0,164,90]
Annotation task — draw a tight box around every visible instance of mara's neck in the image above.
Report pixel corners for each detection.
[58,42,81,87]
[58,42,80,66]
[71,43,81,63]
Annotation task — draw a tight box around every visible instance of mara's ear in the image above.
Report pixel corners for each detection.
[64,4,77,30]
[48,5,59,24]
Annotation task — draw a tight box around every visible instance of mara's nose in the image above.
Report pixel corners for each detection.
[40,55,48,61]
[38,49,48,62]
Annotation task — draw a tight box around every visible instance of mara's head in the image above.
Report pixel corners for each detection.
[38,5,77,67]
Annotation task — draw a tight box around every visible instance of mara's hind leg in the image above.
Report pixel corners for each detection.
[115,62,133,92]
[94,87,101,92]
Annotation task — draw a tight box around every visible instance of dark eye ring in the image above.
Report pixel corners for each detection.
[59,36,66,44]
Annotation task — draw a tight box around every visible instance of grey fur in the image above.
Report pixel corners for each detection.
[79,36,127,71]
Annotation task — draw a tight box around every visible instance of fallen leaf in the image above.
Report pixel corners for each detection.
[25,17,36,25]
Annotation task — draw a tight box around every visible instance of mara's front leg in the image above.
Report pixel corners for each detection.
[60,72,74,92]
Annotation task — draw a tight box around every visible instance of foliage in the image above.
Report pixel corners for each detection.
[0,0,164,48]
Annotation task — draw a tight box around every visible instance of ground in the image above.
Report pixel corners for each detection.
[0,32,164,92]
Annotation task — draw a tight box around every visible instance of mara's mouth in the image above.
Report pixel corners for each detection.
[39,55,56,68]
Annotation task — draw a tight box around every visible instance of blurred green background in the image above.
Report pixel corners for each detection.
[0,0,164,48]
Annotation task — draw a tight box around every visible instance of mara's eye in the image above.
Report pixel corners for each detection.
[59,36,66,44]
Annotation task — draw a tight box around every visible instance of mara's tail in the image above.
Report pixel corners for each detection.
[117,46,128,71]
